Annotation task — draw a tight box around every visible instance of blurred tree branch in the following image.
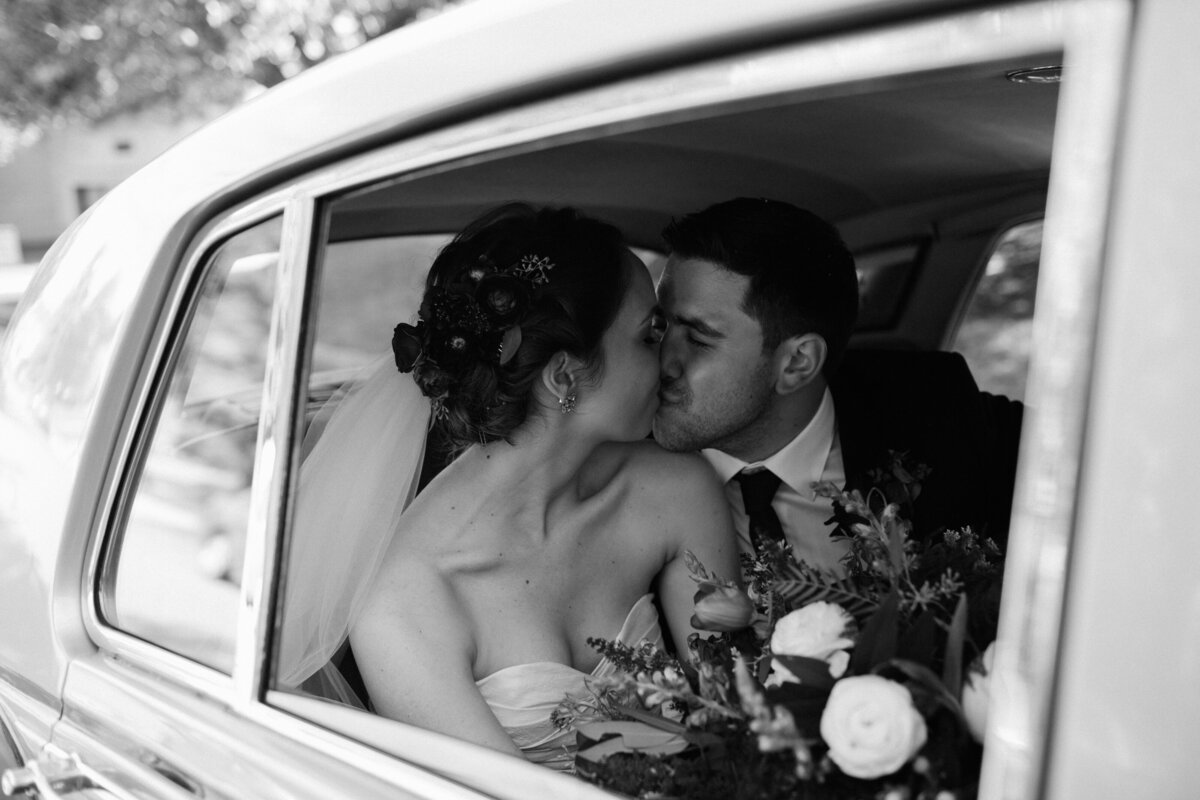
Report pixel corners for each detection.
[0,0,450,132]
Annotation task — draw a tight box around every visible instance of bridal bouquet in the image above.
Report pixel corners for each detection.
[555,454,1003,800]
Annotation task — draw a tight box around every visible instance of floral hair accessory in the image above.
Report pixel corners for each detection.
[392,322,424,373]
[475,272,531,328]
[393,252,556,380]
[512,254,554,285]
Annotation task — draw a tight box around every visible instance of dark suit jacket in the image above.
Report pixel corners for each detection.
[830,350,1023,548]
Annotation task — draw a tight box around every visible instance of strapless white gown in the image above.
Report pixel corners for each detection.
[474,593,663,772]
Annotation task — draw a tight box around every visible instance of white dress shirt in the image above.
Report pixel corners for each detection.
[701,388,848,571]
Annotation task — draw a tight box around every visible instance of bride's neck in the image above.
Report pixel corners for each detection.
[459,424,600,500]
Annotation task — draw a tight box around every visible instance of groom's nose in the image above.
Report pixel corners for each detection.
[659,326,684,381]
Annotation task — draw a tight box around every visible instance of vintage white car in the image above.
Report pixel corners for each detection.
[1,0,1196,797]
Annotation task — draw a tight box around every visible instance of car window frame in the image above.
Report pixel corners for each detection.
[982,3,1132,796]
[75,3,1129,797]
[97,215,288,676]
[85,200,302,705]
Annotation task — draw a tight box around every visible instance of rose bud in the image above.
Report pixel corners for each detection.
[476,274,530,326]
[961,642,996,743]
[391,322,424,372]
[691,582,755,632]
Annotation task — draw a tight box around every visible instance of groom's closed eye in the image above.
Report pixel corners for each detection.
[672,314,723,347]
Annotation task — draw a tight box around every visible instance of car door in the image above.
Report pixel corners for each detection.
[36,207,445,799]
[34,179,598,796]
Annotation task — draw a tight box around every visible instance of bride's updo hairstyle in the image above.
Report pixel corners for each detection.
[392,203,631,450]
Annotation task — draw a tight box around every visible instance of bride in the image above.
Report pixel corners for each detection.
[281,204,738,771]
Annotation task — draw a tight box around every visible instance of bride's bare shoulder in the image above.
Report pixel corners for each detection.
[589,442,732,554]
[359,547,473,647]
[592,440,724,497]
[369,544,443,602]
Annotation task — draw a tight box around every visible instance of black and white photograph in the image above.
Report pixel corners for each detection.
[1,1,1197,798]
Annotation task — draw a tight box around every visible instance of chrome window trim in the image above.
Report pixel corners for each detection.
[981,2,1131,799]
[83,202,290,707]
[233,196,316,707]
[250,694,503,800]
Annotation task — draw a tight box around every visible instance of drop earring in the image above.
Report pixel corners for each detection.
[558,392,577,414]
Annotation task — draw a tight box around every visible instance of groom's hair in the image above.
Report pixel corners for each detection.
[662,197,859,375]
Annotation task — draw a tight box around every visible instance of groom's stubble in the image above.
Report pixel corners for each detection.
[652,355,776,457]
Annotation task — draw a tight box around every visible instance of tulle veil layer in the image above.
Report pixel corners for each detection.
[275,357,431,703]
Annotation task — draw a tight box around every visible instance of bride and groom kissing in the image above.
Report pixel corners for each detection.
[280,197,1022,772]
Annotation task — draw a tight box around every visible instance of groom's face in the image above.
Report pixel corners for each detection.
[653,257,775,455]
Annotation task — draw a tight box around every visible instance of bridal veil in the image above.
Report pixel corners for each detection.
[275,357,430,701]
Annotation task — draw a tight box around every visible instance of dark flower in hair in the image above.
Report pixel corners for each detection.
[413,362,453,417]
[428,289,490,334]
[392,322,424,373]
[429,327,479,367]
[466,258,492,285]
[476,273,530,326]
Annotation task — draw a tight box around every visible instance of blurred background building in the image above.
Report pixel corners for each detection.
[0,0,457,334]
[0,109,213,264]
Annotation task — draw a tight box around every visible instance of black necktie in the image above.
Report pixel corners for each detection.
[735,469,785,553]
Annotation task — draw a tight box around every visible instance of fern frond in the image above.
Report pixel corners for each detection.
[772,567,879,624]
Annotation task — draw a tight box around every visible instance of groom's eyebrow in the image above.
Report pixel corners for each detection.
[674,313,723,338]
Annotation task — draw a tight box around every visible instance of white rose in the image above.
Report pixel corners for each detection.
[961,642,996,743]
[819,675,928,779]
[770,601,857,679]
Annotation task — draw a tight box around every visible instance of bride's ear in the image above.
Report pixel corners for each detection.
[773,333,826,394]
[541,351,583,406]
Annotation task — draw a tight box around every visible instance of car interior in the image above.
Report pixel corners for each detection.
[344,59,1045,317]
[266,50,1058,714]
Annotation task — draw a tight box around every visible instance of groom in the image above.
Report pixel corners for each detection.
[652,197,1022,570]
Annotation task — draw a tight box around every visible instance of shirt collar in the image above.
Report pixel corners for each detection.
[700,388,837,498]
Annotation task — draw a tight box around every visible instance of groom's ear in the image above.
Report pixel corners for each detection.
[541,351,583,403]
[773,333,827,394]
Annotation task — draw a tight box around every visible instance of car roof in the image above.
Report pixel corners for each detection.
[107,0,845,222]
[101,0,1052,249]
